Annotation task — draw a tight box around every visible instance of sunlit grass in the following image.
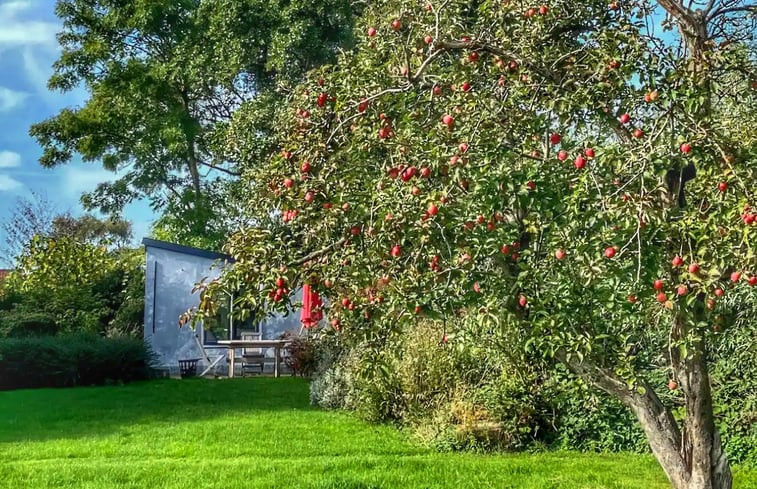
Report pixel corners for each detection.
[0,378,754,489]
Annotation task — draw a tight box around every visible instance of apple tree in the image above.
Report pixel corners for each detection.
[193,0,756,487]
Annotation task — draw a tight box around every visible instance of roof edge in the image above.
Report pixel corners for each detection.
[141,238,232,261]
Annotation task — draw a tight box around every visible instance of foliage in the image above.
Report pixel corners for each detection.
[0,334,153,390]
[0,191,55,264]
[2,379,737,489]
[31,0,361,248]
[310,321,556,451]
[0,239,144,337]
[196,0,756,485]
[282,333,319,377]
[51,213,132,248]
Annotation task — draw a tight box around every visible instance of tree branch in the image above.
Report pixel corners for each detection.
[287,237,347,267]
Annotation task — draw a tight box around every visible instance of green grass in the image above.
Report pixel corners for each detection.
[0,379,754,489]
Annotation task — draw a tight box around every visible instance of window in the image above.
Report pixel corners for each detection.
[202,292,260,343]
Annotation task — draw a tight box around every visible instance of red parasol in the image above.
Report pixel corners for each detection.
[301,284,323,327]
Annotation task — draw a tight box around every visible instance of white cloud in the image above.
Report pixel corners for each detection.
[0,174,23,191]
[0,1,58,48]
[0,1,33,18]
[0,151,22,168]
[0,86,28,111]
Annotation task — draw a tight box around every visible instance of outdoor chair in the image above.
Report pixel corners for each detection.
[240,331,265,375]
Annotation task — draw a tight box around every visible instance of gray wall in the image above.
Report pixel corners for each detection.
[144,246,224,371]
[144,243,309,373]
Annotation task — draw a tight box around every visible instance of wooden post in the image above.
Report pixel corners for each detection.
[228,346,235,378]
[274,344,280,378]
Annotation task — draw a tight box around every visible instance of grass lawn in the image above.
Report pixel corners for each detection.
[0,378,755,489]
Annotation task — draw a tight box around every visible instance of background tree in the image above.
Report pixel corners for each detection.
[0,192,56,264]
[31,0,360,249]
[193,1,756,488]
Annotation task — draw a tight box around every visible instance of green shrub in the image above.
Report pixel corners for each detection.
[309,332,356,410]
[310,321,555,450]
[0,334,155,390]
[0,308,59,337]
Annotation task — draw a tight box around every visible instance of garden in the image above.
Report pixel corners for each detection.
[1,378,755,489]
[0,0,755,488]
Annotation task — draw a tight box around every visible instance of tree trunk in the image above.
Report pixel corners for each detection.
[560,319,733,489]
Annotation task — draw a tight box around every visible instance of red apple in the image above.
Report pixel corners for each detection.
[748,276,757,286]
[656,292,668,303]
[628,294,638,304]
[304,191,315,203]
[518,295,527,307]
[633,128,644,138]
[680,143,692,154]
[420,167,431,178]
[714,287,724,297]
[584,148,595,158]
[459,142,469,153]
[538,4,548,14]
[367,27,377,37]
[473,282,481,293]
[717,181,728,192]
[688,263,700,274]
[468,52,478,63]
[730,271,741,282]
[557,150,568,161]
[341,297,350,307]
[500,245,511,255]
[424,35,433,45]
[676,285,688,296]
[672,256,683,267]
[461,81,471,92]
[284,178,294,188]
[653,279,664,290]
[618,113,631,124]
[442,114,454,128]
[574,155,586,169]
[391,19,401,31]
[428,204,439,216]
[526,180,536,191]
[668,379,677,390]
[555,249,566,260]
[301,161,311,173]
[604,247,616,258]
[609,60,620,69]
[549,133,562,145]
[276,277,286,287]
[391,244,402,257]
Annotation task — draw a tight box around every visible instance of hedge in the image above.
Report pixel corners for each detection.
[0,334,155,390]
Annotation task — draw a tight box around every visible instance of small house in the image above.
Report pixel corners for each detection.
[142,238,305,376]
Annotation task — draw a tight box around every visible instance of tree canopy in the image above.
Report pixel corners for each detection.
[31,0,360,247]
[193,1,756,488]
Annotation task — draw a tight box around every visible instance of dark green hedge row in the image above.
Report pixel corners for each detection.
[0,335,155,390]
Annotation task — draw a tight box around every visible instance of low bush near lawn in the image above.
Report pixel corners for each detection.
[0,334,154,390]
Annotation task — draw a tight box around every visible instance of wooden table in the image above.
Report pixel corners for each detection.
[217,340,291,378]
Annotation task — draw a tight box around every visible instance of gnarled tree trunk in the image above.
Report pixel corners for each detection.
[560,316,733,489]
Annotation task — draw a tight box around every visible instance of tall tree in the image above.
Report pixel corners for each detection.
[193,0,756,488]
[31,0,359,248]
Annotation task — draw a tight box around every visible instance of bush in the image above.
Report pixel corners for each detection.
[0,308,59,338]
[0,334,155,390]
[283,333,319,377]
[310,321,555,451]
[309,332,355,410]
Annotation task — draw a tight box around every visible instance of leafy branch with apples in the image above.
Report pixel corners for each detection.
[191,0,756,488]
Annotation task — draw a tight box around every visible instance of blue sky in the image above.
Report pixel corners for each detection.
[0,0,154,264]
